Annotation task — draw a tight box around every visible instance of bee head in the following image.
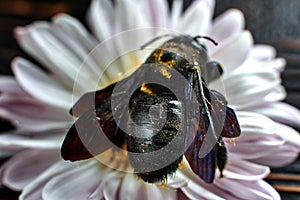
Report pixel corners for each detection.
[144,35,207,72]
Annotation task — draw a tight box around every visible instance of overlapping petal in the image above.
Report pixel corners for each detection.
[19,161,77,200]
[178,0,211,35]
[210,9,245,45]
[0,79,71,132]
[12,57,74,109]
[0,149,60,191]
[211,31,253,73]
[42,160,102,200]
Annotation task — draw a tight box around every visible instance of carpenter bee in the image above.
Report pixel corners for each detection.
[61,34,241,184]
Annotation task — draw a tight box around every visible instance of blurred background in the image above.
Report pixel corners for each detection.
[0,0,299,199]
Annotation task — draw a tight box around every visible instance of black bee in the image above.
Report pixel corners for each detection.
[61,35,241,184]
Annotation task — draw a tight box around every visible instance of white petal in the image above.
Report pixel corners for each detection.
[209,9,244,52]
[157,187,176,200]
[256,180,281,200]
[181,181,225,200]
[177,158,225,200]
[165,173,188,188]
[274,122,300,148]
[234,111,277,140]
[87,0,114,41]
[177,159,246,199]
[0,132,64,150]
[227,113,299,166]
[251,144,300,167]
[0,93,70,121]
[18,20,97,91]
[0,78,71,132]
[214,179,280,200]
[1,149,59,191]
[119,174,166,200]
[211,31,253,73]
[115,0,150,32]
[14,24,60,76]
[42,160,101,200]
[113,0,153,72]
[1,87,73,131]
[250,102,300,127]
[203,0,216,15]
[224,159,270,181]
[119,174,146,200]
[52,14,103,77]
[73,41,112,91]
[52,14,98,52]
[0,108,70,132]
[141,0,169,28]
[12,57,73,109]
[14,24,85,89]
[264,57,286,72]
[170,0,183,29]
[223,70,286,109]
[178,0,211,35]
[19,160,79,200]
[228,140,284,161]
[227,113,300,166]
[111,31,153,76]
[88,30,153,89]
[99,172,122,200]
[81,34,143,89]
[248,45,276,61]
[0,76,26,95]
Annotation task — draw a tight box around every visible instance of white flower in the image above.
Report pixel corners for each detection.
[0,0,299,199]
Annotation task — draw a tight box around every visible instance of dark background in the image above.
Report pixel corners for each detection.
[0,0,299,199]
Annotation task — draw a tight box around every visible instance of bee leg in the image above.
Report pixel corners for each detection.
[216,138,227,178]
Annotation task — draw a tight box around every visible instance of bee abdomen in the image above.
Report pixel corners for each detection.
[127,91,185,183]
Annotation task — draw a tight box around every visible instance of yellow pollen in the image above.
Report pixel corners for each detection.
[178,161,185,169]
[160,68,172,79]
[160,178,167,188]
[193,66,201,71]
[230,138,237,147]
[162,59,176,68]
[140,83,156,96]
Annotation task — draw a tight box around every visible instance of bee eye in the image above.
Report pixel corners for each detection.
[160,51,176,62]
[203,61,224,83]
[206,61,223,75]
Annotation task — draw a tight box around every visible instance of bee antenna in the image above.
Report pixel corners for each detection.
[193,35,218,46]
[141,34,174,49]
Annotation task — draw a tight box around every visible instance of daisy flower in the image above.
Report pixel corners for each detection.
[0,0,299,199]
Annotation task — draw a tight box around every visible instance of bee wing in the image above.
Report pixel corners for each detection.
[184,74,241,183]
[183,73,216,183]
[184,113,217,183]
[70,83,116,117]
[210,90,241,138]
[61,65,149,161]
[220,107,241,138]
[61,87,120,161]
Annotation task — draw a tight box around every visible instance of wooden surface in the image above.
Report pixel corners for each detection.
[0,0,299,199]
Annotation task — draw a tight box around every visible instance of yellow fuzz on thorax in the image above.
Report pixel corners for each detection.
[140,82,156,96]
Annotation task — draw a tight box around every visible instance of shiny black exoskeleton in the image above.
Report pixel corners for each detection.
[61,35,241,184]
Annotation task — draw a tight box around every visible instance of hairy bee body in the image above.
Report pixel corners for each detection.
[61,35,241,184]
[127,84,184,183]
